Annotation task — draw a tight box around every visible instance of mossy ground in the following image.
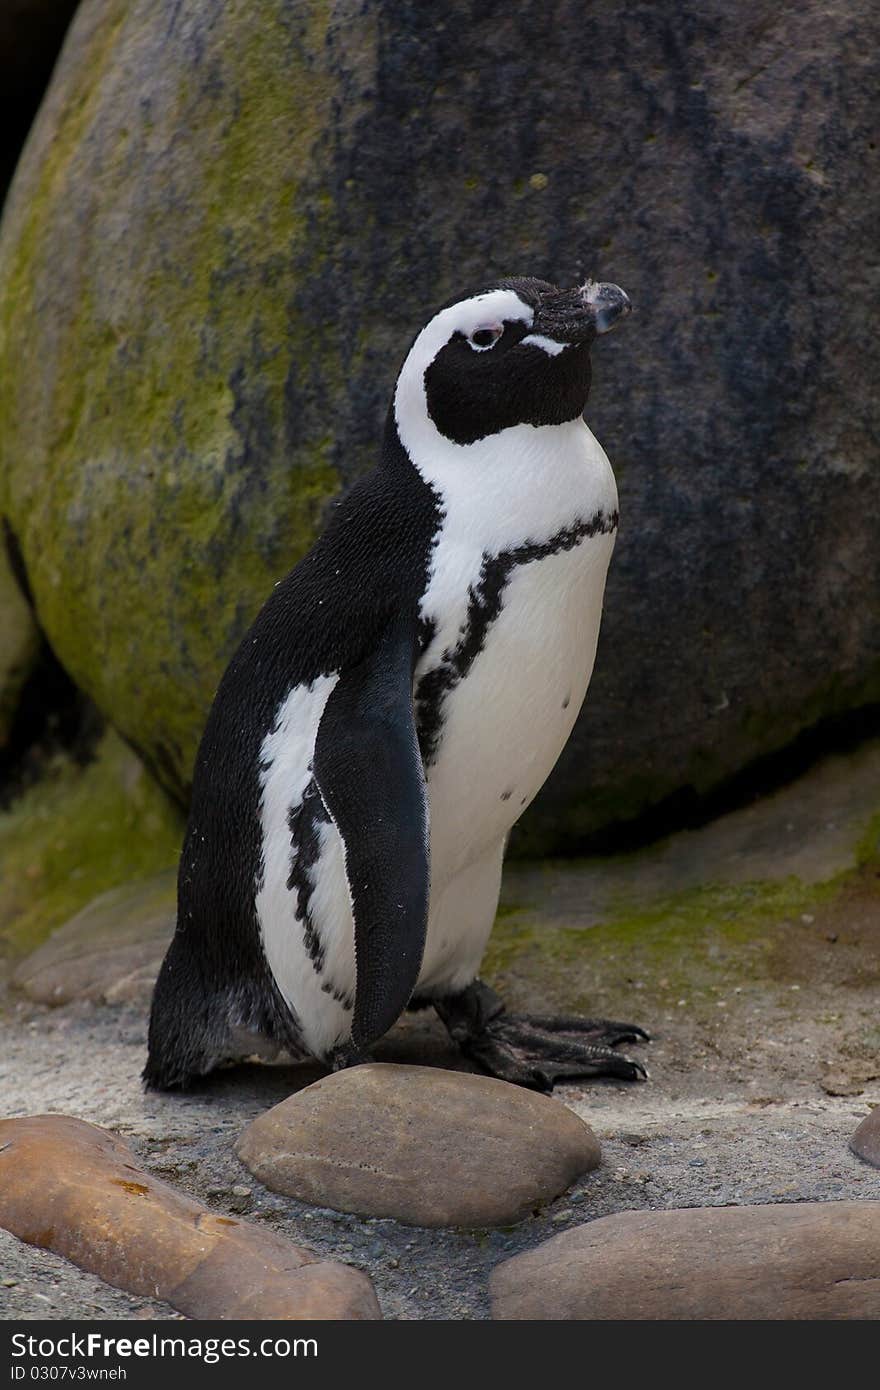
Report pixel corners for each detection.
[0,729,183,959]
[486,874,838,1016]
[481,839,880,1113]
[489,741,880,1049]
[2,849,879,1320]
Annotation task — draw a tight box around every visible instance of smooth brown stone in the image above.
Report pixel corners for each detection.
[0,1115,380,1320]
[851,1110,880,1169]
[236,1063,600,1228]
[12,874,175,1006]
[490,1201,880,1319]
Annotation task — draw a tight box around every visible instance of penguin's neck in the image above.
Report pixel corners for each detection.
[389,403,617,559]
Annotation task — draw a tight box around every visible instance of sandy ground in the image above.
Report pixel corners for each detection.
[1,742,879,1320]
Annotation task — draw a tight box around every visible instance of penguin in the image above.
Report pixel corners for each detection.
[144,274,648,1093]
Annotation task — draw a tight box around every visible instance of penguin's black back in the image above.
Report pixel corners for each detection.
[144,419,440,1087]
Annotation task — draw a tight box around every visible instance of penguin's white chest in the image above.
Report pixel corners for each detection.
[412,416,618,884]
[418,526,616,880]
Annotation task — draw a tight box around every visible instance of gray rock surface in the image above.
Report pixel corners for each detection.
[502,737,880,929]
[12,871,175,1006]
[236,1063,600,1227]
[0,0,876,846]
[490,1201,880,1319]
[851,1109,880,1169]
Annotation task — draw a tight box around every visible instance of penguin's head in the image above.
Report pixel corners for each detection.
[393,276,631,449]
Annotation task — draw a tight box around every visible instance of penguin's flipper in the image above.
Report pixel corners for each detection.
[313,612,429,1054]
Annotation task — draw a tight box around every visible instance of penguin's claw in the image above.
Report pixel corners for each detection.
[329,1043,371,1072]
[520,1014,652,1046]
[462,1018,649,1091]
[434,981,650,1091]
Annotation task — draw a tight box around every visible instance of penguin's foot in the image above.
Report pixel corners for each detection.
[329,1043,371,1072]
[434,980,650,1092]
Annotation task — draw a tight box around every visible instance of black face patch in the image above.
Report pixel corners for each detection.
[423,279,598,446]
[424,334,592,445]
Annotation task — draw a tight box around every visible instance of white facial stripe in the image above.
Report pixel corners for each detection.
[416,288,532,358]
[520,333,566,356]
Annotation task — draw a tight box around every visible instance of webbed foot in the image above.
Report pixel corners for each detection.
[434,980,650,1092]
[329,1043,371,1072]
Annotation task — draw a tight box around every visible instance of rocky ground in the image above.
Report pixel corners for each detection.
[1,739,879,1320]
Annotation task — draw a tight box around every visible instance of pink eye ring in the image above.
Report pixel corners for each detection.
[468,324,504,350]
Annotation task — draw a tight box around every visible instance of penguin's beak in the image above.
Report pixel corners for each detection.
[580,280,632,335]
[532,281,632,346]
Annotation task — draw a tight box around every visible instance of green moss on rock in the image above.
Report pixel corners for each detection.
[485,874,837,1010]
[492,741,880,1011]
[0,728,183,957]
[856,810,880,868]
[0,0,358,803]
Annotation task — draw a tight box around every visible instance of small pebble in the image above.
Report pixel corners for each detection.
[230,1185,251,1198]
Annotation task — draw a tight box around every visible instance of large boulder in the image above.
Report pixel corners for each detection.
[0,728,183,958]
[0,0,877,847]
[12,869,176,1005]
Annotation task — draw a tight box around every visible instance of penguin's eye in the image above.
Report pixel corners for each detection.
[467,324,504,351]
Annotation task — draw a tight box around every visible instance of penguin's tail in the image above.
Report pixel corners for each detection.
[143,932,233,1089]
[143,925,303,1090]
